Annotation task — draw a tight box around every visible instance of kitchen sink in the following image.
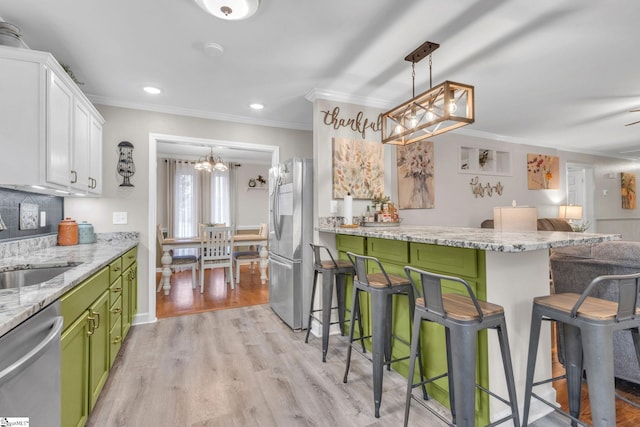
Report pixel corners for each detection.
[0,264,79,289]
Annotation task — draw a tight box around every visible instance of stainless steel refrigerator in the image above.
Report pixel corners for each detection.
[268,158,313,329]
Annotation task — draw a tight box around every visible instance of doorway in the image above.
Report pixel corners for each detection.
[566,163,595,232]
[148,133,279,319]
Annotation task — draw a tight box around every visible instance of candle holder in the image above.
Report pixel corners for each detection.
[117,141,135,187]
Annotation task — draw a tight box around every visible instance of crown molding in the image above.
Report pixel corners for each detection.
[86,95,311,131]
[304,88,393,110]
[455,127,628,160]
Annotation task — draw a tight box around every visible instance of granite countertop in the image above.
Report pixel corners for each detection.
[317,225,621,252]
[0,232,139,337]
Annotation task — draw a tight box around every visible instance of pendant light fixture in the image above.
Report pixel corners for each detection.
[195,149,228,172]
[194,0,260,20]
[381,41,475,146]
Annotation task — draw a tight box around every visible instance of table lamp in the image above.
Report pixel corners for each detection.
[493,201,537,231]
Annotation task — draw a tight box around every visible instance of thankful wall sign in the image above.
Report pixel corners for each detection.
[320,106,382,139]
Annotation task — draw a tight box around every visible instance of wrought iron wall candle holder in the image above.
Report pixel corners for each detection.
[117,141,135,187]
[470,176,503,198]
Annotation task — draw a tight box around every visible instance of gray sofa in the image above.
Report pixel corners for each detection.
[550,241,640,384]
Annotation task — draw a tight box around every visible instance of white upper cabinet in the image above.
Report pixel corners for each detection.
[0,45,105,196]
[89,115,103,194]
[72,98,92,192]
[47,70,74,187]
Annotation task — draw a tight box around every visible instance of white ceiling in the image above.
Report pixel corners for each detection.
[2,0,640,160]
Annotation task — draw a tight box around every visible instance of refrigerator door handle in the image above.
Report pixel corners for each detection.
[272,182,282,240]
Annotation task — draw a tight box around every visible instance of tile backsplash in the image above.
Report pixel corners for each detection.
[0,187,63,241]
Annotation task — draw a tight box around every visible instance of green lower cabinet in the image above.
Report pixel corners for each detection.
[335,236,490,426]
[61,310,90,427]
[109,317,123,367]
[88,291,110,411]
[60,246,138,427]
[122,260,137,339]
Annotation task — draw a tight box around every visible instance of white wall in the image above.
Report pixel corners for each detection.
[310,98,640,240]
[65,105,312,324]
[235,163,269,229]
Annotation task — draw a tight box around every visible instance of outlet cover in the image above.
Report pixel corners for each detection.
[113,212,128,225]
[40,211,46,227]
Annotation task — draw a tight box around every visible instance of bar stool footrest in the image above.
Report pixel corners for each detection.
[408,390,455,427]
[529,391,589,427]
[411,371,448,391]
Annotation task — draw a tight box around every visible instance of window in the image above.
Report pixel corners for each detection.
[169,160,232,244]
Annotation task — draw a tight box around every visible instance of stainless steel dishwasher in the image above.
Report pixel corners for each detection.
[0,301,63,426]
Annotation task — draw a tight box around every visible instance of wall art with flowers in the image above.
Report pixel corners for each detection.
[396,140,435,209]
[621,172,636,209]
[332,137,384,199]
[527,154,559,190]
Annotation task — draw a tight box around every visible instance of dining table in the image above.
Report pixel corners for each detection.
[159,233,268,296]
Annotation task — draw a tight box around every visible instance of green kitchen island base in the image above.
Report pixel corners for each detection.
[318,225,619,424]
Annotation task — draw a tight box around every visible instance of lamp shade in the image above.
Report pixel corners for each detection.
[381,80,474,145]
[493,206,537,231]
[558,205,583,220]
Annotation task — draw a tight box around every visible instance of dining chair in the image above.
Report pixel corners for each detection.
[199,224,235,293]
[233,223,268,285]
[156,224,198,291]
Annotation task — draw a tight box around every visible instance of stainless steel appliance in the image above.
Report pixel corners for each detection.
[269,158,313,329]
[0,301,63,426]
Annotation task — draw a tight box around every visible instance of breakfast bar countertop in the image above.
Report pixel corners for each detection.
[317,224,621,252]
[0,232,139,337]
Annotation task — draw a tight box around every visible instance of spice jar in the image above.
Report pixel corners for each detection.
[58,218,79,246]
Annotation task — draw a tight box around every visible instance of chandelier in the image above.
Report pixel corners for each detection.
[195,149,228,172]
[381,41,475,146]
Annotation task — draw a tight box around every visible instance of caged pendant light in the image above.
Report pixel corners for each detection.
[381,41,475,146]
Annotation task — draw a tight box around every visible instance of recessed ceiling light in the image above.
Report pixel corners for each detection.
[250,103,264,110]
[194,0,260,20]
[143,86,162,95]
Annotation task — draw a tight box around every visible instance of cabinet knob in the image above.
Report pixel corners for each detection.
[113,336,122,344]
[112,307,122,314]
[113,287,122,292]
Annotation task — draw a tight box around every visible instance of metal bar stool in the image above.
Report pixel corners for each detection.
[305,243,356,362]
[522,272,640,427]
[343,252,424,418]
[403,266,519,427]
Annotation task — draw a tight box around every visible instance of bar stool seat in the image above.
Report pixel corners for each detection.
[305,244,355,362]
[404,266,519,427]
[343,252,425,418]
[522,272,640,427]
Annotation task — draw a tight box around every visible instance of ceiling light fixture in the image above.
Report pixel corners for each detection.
[143,86,162,95]
[195,149,228,172]
[250,103,264,110]
[381,41,475,146]
[194,0,260,20]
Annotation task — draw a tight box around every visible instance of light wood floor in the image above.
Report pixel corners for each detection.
[88,303,455,426]
[94,268,640,426]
